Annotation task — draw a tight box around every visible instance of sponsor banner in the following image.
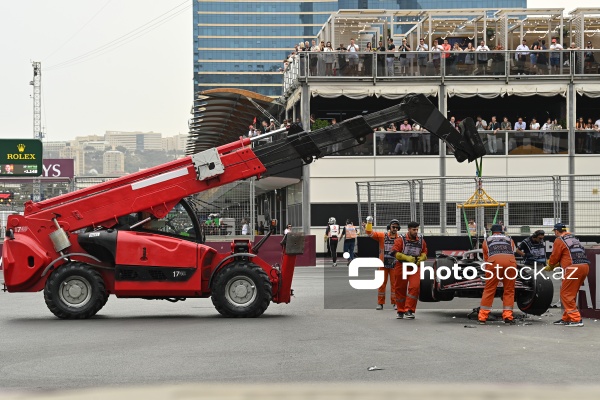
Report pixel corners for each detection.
[0,159,74,182]
[41,159,74,179]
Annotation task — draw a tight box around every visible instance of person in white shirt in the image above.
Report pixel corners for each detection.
[514,117,527,149]
[530,118,541,151]
[284,224,292,235]
[475,40,490,74]
[515,39,529,74]
[549,38,564,74]
[431,39,443,74]
[475,116,487,131]
[347,38,360,76]
[241,219,249,235]
[416,38,429,76]
[541,117,553,153]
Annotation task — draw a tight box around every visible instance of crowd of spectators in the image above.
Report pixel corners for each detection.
[281,37,598,77]
[245,113,600,156]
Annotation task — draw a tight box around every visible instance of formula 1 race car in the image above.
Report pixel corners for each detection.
[419,249,554,315]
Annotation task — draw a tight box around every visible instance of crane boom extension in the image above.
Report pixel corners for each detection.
[253,93,485,168]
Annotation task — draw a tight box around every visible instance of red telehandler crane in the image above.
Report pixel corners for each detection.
[2,94,485,319]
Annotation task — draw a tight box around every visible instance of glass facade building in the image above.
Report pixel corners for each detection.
[194,0,527,97]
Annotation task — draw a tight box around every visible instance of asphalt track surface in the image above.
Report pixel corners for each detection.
[1,264,599,397]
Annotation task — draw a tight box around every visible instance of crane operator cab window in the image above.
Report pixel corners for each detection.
[120,202,201,242]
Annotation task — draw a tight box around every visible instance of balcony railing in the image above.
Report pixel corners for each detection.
[282,50,600,93]
[315,129,586,158]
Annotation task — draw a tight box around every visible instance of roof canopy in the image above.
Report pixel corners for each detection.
[187,88,279,155]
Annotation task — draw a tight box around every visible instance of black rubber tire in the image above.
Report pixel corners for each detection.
[419,272,438,302]
[211,262,272,317]
[431,257,455,301]
[44,262,108,319]
[517,270,554,316]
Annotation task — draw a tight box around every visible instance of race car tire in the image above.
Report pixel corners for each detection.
[419,273,438,302]
[516,269,554,316]
[434,257,455,301]
[419,258,454,302]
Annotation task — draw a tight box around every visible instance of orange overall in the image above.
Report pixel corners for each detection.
[392,234,428,313]
[367,230,398,305]
[478,234,517,322]
[548,233,590,323]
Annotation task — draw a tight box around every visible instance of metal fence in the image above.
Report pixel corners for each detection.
[357,175,600,236]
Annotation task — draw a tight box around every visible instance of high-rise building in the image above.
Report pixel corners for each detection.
[103,150,125,175]
[59,145,84,176]
[193,0,526,97]
[162,134,189,152]
[104,131,162,152]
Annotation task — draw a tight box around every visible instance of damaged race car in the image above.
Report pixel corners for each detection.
[419,249,554,315]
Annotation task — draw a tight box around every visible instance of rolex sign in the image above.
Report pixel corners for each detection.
[0,139,43,177]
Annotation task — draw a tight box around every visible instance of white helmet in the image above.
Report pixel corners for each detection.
[328,217,336,225]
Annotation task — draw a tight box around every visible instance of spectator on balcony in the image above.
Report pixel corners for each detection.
[440,39,451,75]
[336,44,347,76]
[449,116,459,131]
[386,38,396,76]
[551,118,563,153]
[475,115,487,132]
[449,42,462,75]
[419,124,432,155]
[530,117,541,152]
[541,117,553,154]
[347,38,360,76]
[309,40,320,76]
[363,42,374,76]
[576,117,586,153]
[475,40,490,74]
[515,39,529,75]
[537,39,548,74]
[594,117,600,153]
[584,41,595,72]
[261,120,269,134]
[386,123,397,154]
[398,38,411,76]
[514,117,527,149]
[248,124,256,138]
[550,38,564,74]
[530,41,539,73]
[432,39,443,74]
[491,45,505,75]
[399,119,412,155]
[410,122,421,154]
[416,38,429,76]
[464,42,476,74]
[324,42,335,76]
[487,116,500,155]
[501,116,512,131]
[377,40,386,76]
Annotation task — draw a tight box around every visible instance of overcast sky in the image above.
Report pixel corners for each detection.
[0,1,596,143]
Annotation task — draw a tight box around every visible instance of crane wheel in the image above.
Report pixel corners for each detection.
[44,262,108,319]
[211,262,272,317]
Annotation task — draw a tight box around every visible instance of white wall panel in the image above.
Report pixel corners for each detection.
[575,157,600,174]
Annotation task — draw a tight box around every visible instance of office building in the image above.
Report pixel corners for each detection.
[193,0,526,97]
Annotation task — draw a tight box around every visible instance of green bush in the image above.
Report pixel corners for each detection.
[311,119,330,130]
